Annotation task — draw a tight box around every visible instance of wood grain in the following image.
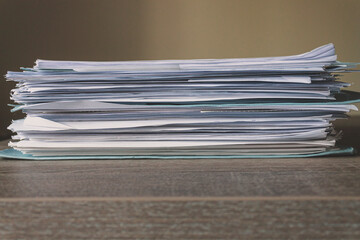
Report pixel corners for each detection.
[1,156,360,198]
[1,199,360,239]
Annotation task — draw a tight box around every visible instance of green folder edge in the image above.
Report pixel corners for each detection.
[0,147,355,160]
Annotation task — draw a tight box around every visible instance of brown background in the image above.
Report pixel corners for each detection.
[1,0,360,140]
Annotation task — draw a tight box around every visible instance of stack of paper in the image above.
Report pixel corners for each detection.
[1,43,359,159]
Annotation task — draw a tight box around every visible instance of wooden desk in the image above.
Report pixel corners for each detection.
[1,118,360,239]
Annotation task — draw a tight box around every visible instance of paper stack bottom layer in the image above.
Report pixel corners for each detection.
[2,43,360,160]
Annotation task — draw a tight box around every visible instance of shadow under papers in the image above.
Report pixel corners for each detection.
[335,116,360,154]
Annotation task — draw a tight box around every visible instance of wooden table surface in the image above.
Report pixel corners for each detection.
[1,118,360,239]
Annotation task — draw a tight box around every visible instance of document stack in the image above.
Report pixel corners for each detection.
[1,43,359,160]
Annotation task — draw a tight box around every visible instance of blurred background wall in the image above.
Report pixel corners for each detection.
[0,0,360,140]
